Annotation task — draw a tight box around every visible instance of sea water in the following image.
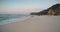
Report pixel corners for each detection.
[0,14,30,25]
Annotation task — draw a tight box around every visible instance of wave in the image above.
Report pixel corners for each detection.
[0,14,30,23]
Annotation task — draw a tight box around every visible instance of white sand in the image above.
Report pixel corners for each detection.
[1,16,60,32]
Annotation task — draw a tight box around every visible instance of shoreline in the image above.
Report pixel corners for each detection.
[0,16,31,25]
[0,15,60,25]
[1,16,60,32]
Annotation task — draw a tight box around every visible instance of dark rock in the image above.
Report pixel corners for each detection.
[30,4,60,16]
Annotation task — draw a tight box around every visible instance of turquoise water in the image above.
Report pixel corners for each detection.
[0,14,30,23]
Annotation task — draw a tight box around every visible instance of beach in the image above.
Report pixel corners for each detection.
[1,16,60,32]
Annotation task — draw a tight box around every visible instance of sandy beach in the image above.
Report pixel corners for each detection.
[1,16,60,32]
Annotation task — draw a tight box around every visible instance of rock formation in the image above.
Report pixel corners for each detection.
[30,4,60,16]
[48,4,60,15]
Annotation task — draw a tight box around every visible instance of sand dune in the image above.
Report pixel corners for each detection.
[1,16,60,32]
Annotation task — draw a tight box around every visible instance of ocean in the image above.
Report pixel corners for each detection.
[0,14,30,25]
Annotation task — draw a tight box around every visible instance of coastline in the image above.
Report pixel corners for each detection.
[1,16,60,32]
[0,16,31,25]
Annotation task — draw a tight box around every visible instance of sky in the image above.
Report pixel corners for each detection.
[0,0,60,14]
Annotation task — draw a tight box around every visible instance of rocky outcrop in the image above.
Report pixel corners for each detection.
[30,4,60,16]
[30,12,40,16]
[47,4,60,15]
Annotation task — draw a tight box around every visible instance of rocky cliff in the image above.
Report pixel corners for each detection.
[31,4,60,16]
